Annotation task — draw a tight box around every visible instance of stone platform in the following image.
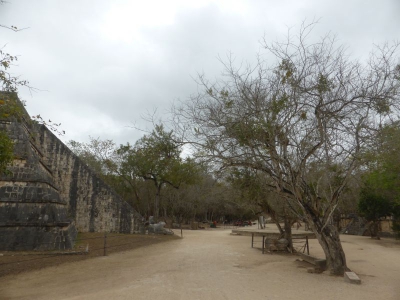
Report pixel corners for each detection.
[231,226,316,239]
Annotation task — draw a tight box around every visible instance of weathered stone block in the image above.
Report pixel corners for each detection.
[344,272,361,284]
[265,238,289,251]
[0,93,140,250]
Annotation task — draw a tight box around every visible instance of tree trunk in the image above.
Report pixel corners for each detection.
[283,217,293,252]
[369,221,380,239]
[274,219,283,234]
[308,215,348,275]
[271,213,284,235]
[154,185,161,222]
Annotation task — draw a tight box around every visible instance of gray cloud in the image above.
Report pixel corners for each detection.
[1,0,399,145]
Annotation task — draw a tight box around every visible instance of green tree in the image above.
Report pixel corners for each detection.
[67,137,117,176]
[228,168,299,250]
[360,123,400,237]
[176,23,400,275]
[358,188,393,238]
[67,137,145,213]
[118,125,199,221]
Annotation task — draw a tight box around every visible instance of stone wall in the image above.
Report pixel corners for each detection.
[0,94,140,250]
[341,215,395,237]
[341,215,368,236]
[35,125,140,233]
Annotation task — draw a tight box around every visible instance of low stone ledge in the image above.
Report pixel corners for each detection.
[298,252,327,270]
[0,222,71,227]
[0,198,67,204]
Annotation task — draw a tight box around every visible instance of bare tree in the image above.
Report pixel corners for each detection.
[174,23,400,275]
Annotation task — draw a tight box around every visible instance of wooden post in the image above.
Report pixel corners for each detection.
[251,233,254,248]
[180,223,183,238]
[103,232,107,256]
[262,235,265,254]
[306,236,309,255]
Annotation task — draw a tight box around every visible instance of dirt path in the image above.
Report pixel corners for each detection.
[0,229,399,300]
[0,233,178,278]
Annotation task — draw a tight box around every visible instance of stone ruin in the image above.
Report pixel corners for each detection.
[147,217,174,235]
[0,93,141,251]
[264,238,289,252]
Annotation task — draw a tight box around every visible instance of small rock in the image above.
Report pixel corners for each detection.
[344,272,361,284]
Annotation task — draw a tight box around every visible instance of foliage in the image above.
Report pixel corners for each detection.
[118,125,198,189]
[0,48,30,93]
[358,189,392,222]
[0,2,64,177]
[163,172,259,224]
[359,123,400,237]
[117,125,200,220]
[66,137,146,210]
[0,92,22,174]
[0,92,22,119]
[0,129,13,174]
[0,1,26,175]
[67,137,117,176]
[358,182,396,238]
[68,127,202,219]
[175,22,400,274]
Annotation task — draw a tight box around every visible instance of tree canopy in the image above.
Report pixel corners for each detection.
[175,23,400,275]
[359,123,400,237]
[117,125,200,220]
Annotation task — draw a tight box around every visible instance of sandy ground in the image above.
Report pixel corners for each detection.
[0,228,399,300]
[0,233,178,278]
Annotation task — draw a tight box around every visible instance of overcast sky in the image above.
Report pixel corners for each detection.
[1,0,399,145]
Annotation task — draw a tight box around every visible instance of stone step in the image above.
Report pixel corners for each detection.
[297,252,327,270]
